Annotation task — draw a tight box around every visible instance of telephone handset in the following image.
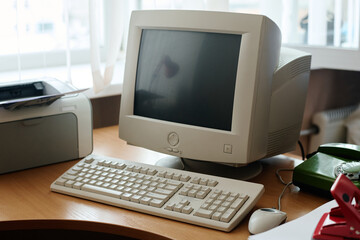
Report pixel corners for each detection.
[293,143,360,195]
[317,143,360,160]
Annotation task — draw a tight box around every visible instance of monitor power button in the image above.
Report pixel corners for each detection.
[168,132,179,146]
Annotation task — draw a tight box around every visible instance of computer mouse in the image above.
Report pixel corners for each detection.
[248,208,287,234]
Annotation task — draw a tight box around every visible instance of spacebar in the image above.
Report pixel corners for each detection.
[81,184,122,198]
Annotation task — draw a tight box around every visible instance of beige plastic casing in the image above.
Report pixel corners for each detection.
[119,10,282,165]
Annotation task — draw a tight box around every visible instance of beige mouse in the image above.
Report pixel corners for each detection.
[248,208,287,234]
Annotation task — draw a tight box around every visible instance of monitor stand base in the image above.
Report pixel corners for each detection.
[155,155,185,170]
[155,156,262,180]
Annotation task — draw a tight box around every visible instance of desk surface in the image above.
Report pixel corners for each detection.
[0,126,329,239]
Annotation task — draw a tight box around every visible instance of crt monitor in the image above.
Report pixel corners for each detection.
[119,10,311,179]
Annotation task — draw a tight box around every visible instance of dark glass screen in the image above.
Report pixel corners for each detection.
[134,29,241,131]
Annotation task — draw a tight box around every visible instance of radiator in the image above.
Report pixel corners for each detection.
[308,105,358,153]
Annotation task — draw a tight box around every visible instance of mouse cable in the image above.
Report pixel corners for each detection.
[275,168,294,211]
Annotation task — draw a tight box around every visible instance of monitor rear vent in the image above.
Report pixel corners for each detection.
[266,123,301,157]
[278,56,311,81]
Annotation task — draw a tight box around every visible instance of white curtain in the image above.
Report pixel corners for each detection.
[7,0,73,84]
[89,0,125,93]
[88,0,229,93]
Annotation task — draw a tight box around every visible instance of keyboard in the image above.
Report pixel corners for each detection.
[50,155,264,232]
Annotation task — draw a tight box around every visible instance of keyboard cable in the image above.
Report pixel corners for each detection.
[275,168,294,211]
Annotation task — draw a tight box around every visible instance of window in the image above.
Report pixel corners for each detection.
[0,0,90,55]
[228,0,360,70]
[0,0,359,96]
[229,0,359,48]
[0,0,95,73]
[135,0,360,70]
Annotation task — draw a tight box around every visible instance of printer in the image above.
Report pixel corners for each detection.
[0,77,93,174]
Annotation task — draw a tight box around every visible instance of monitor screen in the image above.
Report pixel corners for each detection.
[134,29,241,131]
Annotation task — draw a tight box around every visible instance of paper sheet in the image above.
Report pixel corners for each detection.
[248,200,338,240]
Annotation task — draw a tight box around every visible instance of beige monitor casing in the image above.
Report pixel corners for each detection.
[119,10,310,166]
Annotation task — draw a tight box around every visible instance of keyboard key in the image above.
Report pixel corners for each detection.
[182,206,193,214]
[180,199,189,205]
[67,170,78,176]
[188,189,197,197]
[199,179,208,185]
[73,182,84,189]
[147,169,157,175]
[165,202,175,210]
[165,172,174,179]
[164,184,178,191]
[173,173,181,180]
[190,177,200,184]
[140,197,151,205]
[173,204,183,212]
[121,193,132,200]
[194,208,213,219]
[207,180,218,187]
[55,178,67,186]
[196,191,207,199]
[220,208,237,222]
[158,171,166,177]
[146,192,168,201]
[150,199,165,208]
[154,188,173,195]
[212,211,222,220]
[82,184,122,198]
[131,195,142,203]
[180,175,191,182]
[84,158,94,164]
[230,196,248,211]
[65,180,75,187]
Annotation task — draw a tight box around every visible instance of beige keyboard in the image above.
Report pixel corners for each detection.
[51,154,264,232]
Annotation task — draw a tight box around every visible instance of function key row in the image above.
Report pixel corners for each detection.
[126,165,158,176]
[97,159,127,170]
[190,176,218,187]
[157,170,191,182]
[96,159,158,176]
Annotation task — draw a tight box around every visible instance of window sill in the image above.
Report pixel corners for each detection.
[284,44,360,72]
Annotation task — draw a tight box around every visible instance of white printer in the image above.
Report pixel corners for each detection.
[0,77,93,174]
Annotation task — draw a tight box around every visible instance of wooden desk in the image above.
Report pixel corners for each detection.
[0,126,329,239]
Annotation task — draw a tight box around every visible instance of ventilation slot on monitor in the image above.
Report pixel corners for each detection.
[287,58,311,80]
[266,123,301,157]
